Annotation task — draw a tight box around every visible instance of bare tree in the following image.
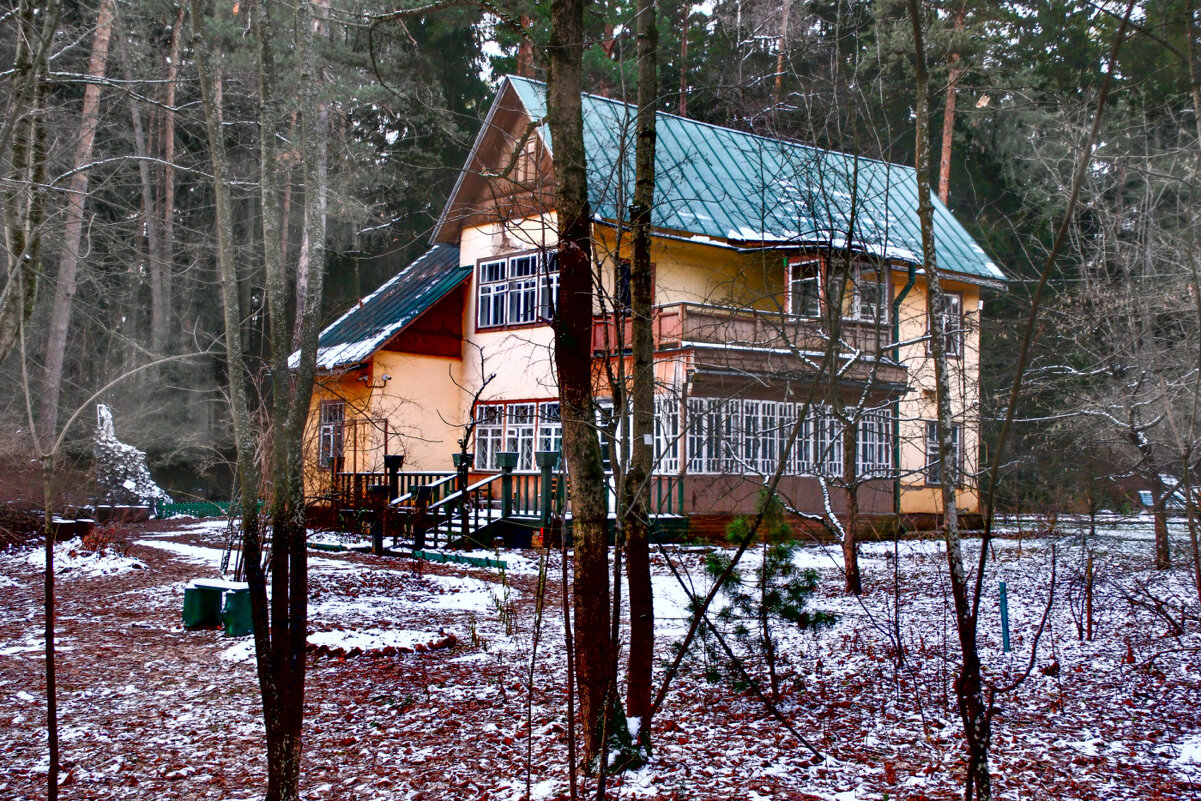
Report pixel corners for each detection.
[39,0,118,448]
[192,1,329,797]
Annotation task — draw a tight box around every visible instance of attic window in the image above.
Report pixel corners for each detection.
[476,250,559,330]
[513,137,539,185]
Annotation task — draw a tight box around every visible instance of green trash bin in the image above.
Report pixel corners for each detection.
[183,583,223,628]
[222,587,253,637]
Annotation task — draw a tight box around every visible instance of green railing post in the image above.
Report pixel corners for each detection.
[536,451,560,527]
[496,452,518,519]
[453,451,474,543]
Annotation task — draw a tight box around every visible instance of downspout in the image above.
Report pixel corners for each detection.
[891,263,917,517]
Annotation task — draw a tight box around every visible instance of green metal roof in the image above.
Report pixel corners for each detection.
[505,76,1003,285]
[302,245,467,371]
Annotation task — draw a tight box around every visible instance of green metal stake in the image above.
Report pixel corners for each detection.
[999,581,1011,653]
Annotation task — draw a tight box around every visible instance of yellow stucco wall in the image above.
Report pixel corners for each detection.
[893,275,983,515]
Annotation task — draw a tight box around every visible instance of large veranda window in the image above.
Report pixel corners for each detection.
[477,250,559,329]
[474,400,563,471]
[681,397,891,479]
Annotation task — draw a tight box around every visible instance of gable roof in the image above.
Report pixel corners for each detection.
[299,245,467,371]
[437,76,1003,286]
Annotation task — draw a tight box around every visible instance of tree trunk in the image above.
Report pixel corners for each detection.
[773,0,792,113]
[190,3,269,797]
[0,0,57,368]
[41,456,58,800]
[938,7,965,205]
[678,2,689,116]
[152,2,185,355]
[909,2,991,798]
[127,87,161,350]
[547,0,611,765]
[843,426,862,595]
[623,0,658,737]
[39,0,116,448]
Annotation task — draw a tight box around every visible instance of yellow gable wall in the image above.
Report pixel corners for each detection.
[460,217,560,406]
[893,275,983,515]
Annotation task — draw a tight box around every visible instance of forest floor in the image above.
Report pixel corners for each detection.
[1,514,1201,800]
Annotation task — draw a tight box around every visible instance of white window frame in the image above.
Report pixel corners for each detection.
[474,404,506,471]
[538,401,562,456]
[930,292,965,357]
[654,396,681,475]
[506,403,538,471]
[850,266,889,324]
[857,409,894,479]
[924,421,962,486]
[477,251,559,329]
[318,401,345,468]
[789,258,823,318]
[813,406,844,479]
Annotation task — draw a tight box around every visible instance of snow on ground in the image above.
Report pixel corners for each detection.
[2,514,1201,799]
[11,537,148,578]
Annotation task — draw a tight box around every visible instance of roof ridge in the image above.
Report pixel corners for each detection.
[502,74,909,176]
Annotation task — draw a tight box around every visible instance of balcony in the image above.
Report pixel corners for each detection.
[591,303,907,386]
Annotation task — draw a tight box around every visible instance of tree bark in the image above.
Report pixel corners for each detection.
[41,456,58,800]
[678,2,689,116]
[152,2,186,354]
[0,0,57,369]
[623,0,658,737]
[547,0,611,766]
[938,6,965,205]
[190,1,270,796]
[39,0,117,448]
[127,86,161,350]
[909,2,991,798]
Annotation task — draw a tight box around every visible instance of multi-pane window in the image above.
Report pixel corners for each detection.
[474,405,506,470]
[474,400,563,471]
[654,397,680,474]
[742,401,763,473]
[781,403,813,475]
[858,410,894,478]
[540,253,560,320]
[924,422,961,486]
[538,402,562,456]
[812,406,844,479]
[686,397,724,474]
[790,259,823,317]
[318,401,344,468]
[506,403,537,470]
[850,272,888,324]
[930,293,964,357]
[477,251,559,329]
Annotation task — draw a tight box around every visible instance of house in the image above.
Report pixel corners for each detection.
[301,76,1004,538]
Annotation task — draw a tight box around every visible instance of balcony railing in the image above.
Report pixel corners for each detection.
[591,303,905,385]
[591,303,894,357]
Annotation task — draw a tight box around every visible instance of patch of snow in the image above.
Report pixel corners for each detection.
[24,538,148,578]
[135,539,226,568]
[93,404,172,507]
